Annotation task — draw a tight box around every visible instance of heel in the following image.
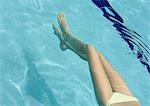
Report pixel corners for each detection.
[60,42,67,51]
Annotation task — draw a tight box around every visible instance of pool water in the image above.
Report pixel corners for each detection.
[0,0,150,106]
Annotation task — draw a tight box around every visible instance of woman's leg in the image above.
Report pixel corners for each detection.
[53,13,113,105]
[86,44,113,104]
[97,51,133,96]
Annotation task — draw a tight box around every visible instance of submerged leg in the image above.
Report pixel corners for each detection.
[98,52,133,96]
[53,13,87,60]
[86,44,113,105]
[53,13,113,105]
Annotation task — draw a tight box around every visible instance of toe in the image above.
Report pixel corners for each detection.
[57,13,71,36]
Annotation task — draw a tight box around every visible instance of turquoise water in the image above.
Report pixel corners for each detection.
[0,0,150,106]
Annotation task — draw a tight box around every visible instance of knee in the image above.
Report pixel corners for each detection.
[86,44,95,52]
[86,44,98,55]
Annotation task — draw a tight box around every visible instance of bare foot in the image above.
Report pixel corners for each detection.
[52,24,67,51]
[53,13,71,51]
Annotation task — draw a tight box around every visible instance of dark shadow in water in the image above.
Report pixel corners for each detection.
[92,0,150,73]
[23,50,59,106]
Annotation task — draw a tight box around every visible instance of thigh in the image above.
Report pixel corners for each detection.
[86,44,113,104]
[98,51,132,96]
